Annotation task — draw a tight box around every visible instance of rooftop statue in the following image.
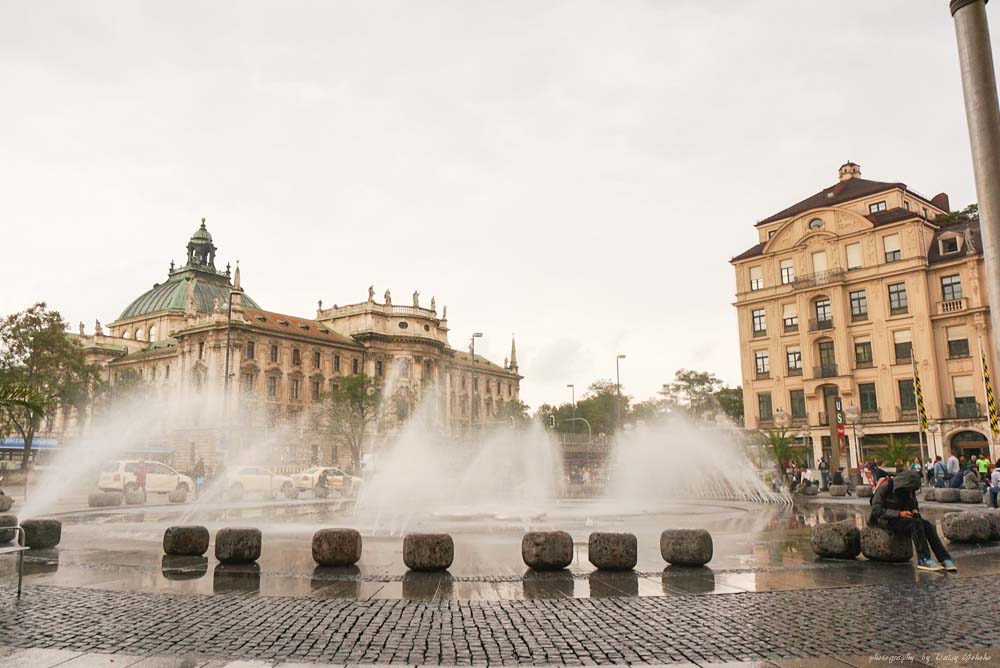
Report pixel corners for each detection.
[368,285,375,302]
[79,322,85,336]
[95,319,103,335]
[430,296,436,311]
[412,291,420,307]
[384,289,392,305]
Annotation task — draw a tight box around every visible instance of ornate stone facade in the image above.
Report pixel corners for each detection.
[52,222,522,471]
[732,162,998,465]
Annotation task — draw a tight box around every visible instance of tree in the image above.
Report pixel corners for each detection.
[880,435,914,468]
[762,428,794,485]
[323,373,380,474]
[575,379,630,435]
[0,304,99,468]
[630,397,664,423]
[496,399,530,425]
[935,203,978,227]
[0,385,44,417]
[715,386,744,426]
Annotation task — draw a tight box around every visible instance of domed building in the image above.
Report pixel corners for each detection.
[58,220,523,473]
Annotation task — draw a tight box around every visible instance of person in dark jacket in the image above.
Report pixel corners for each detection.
[869,470,956,572]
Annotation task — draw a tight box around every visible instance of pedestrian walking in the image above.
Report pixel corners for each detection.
[818,456,830,491]
[989,460,1000,509]
[193,457,206,499]
[134,459,148,493]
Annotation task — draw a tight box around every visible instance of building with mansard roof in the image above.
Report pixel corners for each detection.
[53,220,522,472]
[732,161,997,467]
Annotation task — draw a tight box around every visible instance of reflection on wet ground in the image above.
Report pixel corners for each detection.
[1,498,997,601]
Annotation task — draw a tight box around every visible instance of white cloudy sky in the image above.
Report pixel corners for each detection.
[0,1,992,410]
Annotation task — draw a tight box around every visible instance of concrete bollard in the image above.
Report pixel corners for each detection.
[124,489,146,505]
[0,496,15,513]
[403,533,454,571]
[660,529,713,566]
[828,485,847,497]
[855,485,874,498]
[860,527,912,562]
[521,531,574,570]
[977,509,1000,540]
[163,526,210,556]
[922,488,937,502]
[960,489,985,504]
[215,527,262,564]
[312,528,363,567]
[810,521,861,559]
[801,485,819,496]
[937,488,961,503]
[942,512,992,543]
[588,532,637,571]
[21,519,62,549]
[167,488,187,504]
[88,492,123,508]
[0,515,17,544]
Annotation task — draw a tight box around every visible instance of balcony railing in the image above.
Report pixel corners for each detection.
[938,298,968,314]
[786,366,803,376]
[792,269,846,289]
[809,318,834,332]
[945,402,984,419]
[813,364,839,378]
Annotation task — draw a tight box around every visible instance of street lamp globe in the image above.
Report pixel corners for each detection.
[774,407,791,430]
[844,403,861,424]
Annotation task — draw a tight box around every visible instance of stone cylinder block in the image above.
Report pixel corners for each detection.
[801,486,818,496]
[588,532,637,571]
[828,485,847,497]
[0,514,17,544]
[856,485,874,498]
[88,492,123,508]
[937,488,961,503]
[960,489,986,504]
[167,488,187,504]
[860,527,912,562]
[660,529,713,566]
[214,527,262,564]
[21,519,61,549]
[521,531,574,570]
[942,512,992,543]
[312,528,362,567]
[922,488,937,502]
[163,526,210,556]
[0,496,14,513]
[810,521,861,559]
[403,533,454,571]
[124,489,146,505]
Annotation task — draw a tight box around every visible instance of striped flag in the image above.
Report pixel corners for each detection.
[979,338,999,439]
[912,358,928,431]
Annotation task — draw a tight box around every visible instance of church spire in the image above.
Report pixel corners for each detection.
[509,334,518,372]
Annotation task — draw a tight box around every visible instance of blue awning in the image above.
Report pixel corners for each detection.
[0,437,60,450]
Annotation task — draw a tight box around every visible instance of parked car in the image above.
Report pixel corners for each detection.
[98,460,194,494]
[225,466,296,500]
[292,466,361,495]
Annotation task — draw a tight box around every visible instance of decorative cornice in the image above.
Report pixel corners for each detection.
[951,0,987,17]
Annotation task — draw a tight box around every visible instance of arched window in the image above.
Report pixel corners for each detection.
[122,330,130,339]
[135,327,144,341]
[149,325,158,341]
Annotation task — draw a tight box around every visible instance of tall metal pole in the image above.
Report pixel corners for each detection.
[567,384,576,433]
[470,332,482,435]
[952,0,1000,369]
[615,354,625,430]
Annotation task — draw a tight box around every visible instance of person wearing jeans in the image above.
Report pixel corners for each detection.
[869,470,956,572]
[990,461,1000,509]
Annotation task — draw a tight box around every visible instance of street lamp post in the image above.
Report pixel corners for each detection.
[615,354,626,430]
[951,0,1000,368]
[844,403,861,478]
[567,384,576,435]
[470,332,483,434]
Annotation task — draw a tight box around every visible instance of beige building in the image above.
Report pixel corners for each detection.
[49,220,522,471]
[732,161,998,466]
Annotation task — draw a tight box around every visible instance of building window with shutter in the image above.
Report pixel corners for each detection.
[782,304,798,332]
[334,355,341,372]
[267,376,278,398]
[780,259,794,285]
[754,351,769,379]
[245,341,255,359]
[751,308,767,337]
[888,283,908,315]
[311,380,321,401]
[290,379,300,400]
[893,330,912,363]
[846,243,863,270]
[854,338,873,368]
[883,234,901,263]
[352,358,359,374]
[313,351,321,369]
[270,345,278,363]
[850,289,868,321]
[941,274,962,302]
[947,325,970,358]
[749,266,763,291]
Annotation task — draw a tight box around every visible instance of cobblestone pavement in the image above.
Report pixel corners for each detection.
[1,575,998,666]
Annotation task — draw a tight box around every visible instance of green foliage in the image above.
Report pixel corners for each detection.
[0,303,100,467]
[323,373,380,473]
[880,435,914,466]
[496,399,530,424]
[935,203,978,226]
[714,386,744,426]
[660,369,723,418]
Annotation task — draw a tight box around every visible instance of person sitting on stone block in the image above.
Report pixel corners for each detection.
[869,470,956,573]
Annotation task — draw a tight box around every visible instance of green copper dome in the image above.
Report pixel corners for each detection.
[116,219,260,321]
[118,274,260,320]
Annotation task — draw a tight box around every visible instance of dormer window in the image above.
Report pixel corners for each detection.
[869,201,887,214]
[940,236,961,255]
[768,230,776,239]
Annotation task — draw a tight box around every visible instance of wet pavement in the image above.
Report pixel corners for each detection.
[2,496,999,665]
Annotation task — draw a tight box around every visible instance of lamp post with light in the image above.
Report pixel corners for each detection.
[844,403,862,476]
[470,332,483,434]
[615,354,626,430]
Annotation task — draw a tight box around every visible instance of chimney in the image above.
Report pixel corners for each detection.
[838,161,862,181]
[931,192,951,213]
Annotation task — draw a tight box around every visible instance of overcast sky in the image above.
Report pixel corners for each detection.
[0,0,993,410]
